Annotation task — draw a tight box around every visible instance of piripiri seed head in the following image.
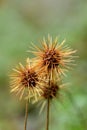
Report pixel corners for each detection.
[28,35,77,77]
[10,58,44,101]
[42,81,59,100]
[38,79,66,114]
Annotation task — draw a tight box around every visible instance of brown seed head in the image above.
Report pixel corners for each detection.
[10,58,43,101]
[42,81,59,100]
[28,35,77,77]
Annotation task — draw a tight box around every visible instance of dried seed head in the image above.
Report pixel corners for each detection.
[10,58,43,101]
[42,81,59,100]
[28,35,77,77]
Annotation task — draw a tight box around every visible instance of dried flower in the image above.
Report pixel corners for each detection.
[38,78,65,114]
[42,81,59,100]
[10,58,43,101]
[28,35,76,77]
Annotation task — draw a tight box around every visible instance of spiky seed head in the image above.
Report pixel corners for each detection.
[10,58,43,101]
[38,80,65,113]
[28,35,77,77]
[42,81,59,100]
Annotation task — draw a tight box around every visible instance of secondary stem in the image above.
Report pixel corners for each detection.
[24,100,28,130]
[46,98,50,130]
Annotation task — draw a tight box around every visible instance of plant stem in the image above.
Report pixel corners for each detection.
[24,100,28,130]
[46,98,50,130]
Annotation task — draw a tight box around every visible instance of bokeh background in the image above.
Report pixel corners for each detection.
[0,0,87,130]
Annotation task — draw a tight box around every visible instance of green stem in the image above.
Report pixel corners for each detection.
[46,98,50,130]
[24,100,28,130]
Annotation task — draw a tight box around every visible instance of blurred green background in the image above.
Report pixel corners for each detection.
[0,0,87,130]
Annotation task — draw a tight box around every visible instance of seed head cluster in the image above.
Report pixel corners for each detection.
[10,35,76,103]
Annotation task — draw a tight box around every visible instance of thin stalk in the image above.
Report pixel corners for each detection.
[46,98,50,130]
[24,99,28,130]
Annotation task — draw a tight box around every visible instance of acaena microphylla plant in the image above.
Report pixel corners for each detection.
[10,35,76,130]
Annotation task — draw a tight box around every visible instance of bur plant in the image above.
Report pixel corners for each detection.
[10,35,76,130]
